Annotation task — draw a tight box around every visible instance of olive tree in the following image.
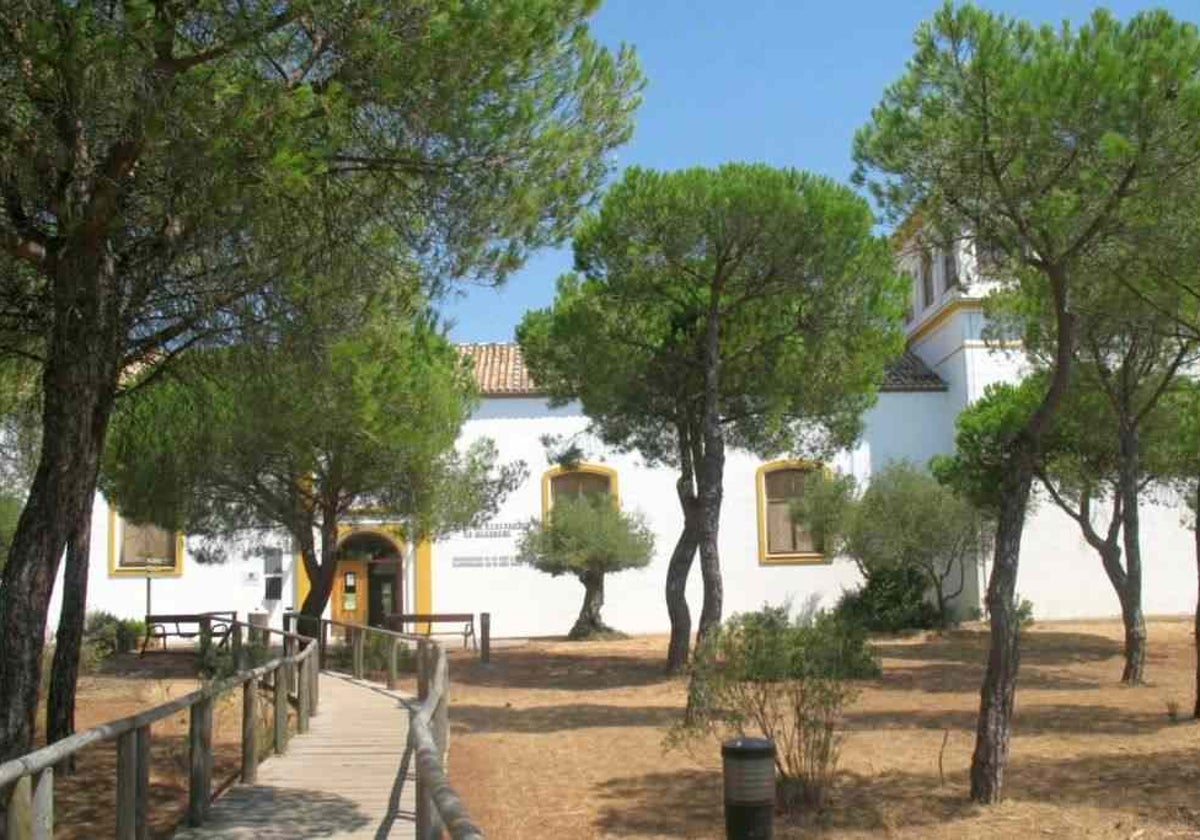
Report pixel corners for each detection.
[516,494,654,639]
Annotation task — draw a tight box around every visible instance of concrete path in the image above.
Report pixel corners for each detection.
[174,673,415,839]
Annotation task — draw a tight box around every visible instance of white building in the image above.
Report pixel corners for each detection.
[50,241,1198,637]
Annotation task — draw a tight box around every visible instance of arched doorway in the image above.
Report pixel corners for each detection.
[331,529,404,628]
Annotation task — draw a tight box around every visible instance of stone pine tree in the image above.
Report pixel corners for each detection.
[853,4,1200,802]
[978,270,1200,683]
[1155,381,1200,716]
[517,494,654,639]
[933,369,1183,683]
[102,302,524,625]
[0,0,639,764]
[519,164,905,671]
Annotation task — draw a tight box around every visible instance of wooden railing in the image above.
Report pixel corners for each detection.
[308,616,484,840]
[0,619,317,839]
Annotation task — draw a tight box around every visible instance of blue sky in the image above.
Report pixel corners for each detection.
[440,0,1197,342]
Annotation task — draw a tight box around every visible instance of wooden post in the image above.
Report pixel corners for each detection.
[434,653,450,764]
[231,622,244,670]
[198,616,212,665]
[318,620,328,670]
[480,612,491,665]
[5,774,31,840]
[117,726,149,840]
[309,642,320,716]
[387,639,398,690]
[241,678,258,783]
[273,664,288,755]
[352,627,365,679]
[188,697,213,826]
[31,768,52,840]
[297,654,311,734]
[416,641,430,703]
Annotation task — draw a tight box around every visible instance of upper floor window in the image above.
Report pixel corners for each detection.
[942,247,959,290]
[108,509,184,577]
[920,249,935,309]
[541,463,620,517]
[756,461,825,565]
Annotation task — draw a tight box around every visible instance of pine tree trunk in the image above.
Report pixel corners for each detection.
[0,293,117,765]
[969,464,1033,804]
[1193,483,1199,719]
[45,505,95,769]
[665,511,699,673]
[1116,426,1146,684]
[695,447,724,645]
[298,517,341,621]
[570,570,608,639]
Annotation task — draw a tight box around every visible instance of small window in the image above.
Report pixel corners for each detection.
[542,464,619,518]
[262,547,283,602]
[942,247,959,290]
[757,462,824,564]
[920,249,935,309]
[109,510,184,576]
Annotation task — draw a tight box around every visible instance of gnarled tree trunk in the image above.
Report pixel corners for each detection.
[1193,483,1199,719]
[969,463,1033,803]
[695,284,725,647]
[570,569,609,639]
[46,504,95,768]
[0,264,118,765]
[1116,426,1146,684]
[666,421,701,673]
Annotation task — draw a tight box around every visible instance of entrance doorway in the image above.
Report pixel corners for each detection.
[332,530,404,628]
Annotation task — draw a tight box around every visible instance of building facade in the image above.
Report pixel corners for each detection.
[48,241,1199,637]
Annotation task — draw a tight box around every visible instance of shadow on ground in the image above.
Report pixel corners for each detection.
[846,702,1173,736]
[451,702,679,734]
[453,649,675,691]
[878,661,1102,693]
[878,629,1122,667]
[592,742,1200,838]
[171,787,372,839]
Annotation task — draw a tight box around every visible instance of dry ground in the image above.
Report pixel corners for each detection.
[37,651,288,839]
[445,618,1200,839]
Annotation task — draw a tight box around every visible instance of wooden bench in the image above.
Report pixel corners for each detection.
[389,613,477,651]
[141,611,237,655]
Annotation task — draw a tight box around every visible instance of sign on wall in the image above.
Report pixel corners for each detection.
[447,520,525,569]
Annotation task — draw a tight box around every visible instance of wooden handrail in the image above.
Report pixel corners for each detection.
[311,617,483,840]
[1,618,318,839]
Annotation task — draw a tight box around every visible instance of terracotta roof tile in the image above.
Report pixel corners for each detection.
[456,344,945,396]
[458,343,542,396]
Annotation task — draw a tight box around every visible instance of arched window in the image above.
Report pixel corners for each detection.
[541,463,619,518]
[756,461,825,565]
[107,508,185,577]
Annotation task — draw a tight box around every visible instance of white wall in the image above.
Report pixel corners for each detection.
[428,390,960,639]
[47,494,298,635]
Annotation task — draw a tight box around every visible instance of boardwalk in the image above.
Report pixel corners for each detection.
[174,673,415,840]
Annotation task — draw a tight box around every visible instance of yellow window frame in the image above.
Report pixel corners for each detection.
[540,463,620,519]
[107,508,185,578]
[755,459,829,566]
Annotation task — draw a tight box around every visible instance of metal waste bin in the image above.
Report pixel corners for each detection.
[722,737,775,840]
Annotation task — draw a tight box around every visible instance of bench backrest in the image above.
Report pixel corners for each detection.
[393,613,474,624]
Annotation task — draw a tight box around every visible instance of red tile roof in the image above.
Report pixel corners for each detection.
[458,343,543,396]
[457,343,945,397]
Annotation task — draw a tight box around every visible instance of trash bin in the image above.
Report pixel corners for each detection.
[722,737,775,840]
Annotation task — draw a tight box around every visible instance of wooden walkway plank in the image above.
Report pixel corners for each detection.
[173,674,415,840]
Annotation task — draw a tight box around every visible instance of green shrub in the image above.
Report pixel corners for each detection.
[834,565,940,633]
[83,611,146,658]
[326,631,415,677]
[674,604,878,813]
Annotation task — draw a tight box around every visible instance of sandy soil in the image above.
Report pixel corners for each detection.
[38,651,284,840]
[445,618,1200,839]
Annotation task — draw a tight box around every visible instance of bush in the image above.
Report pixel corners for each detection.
[834,565,940,633]
[83,611,147,658]
[675,605,878,813]
[326,630,415,676]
